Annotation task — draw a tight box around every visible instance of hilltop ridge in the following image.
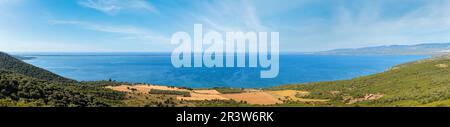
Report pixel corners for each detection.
[0,52,74,83]
[316,43,450,55]
[270,55,450,106]
[0,52,125,107]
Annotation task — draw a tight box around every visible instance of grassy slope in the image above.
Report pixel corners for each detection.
[270,57,450,107]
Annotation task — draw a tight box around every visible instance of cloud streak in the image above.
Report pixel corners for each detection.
[78,0,159,15]
[279,0,450,51]
[3,0,450,52]
[49,19,170,43]
[185,0,269,32]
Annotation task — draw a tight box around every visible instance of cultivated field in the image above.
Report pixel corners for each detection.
[106,85,328,105]
[220,92,282,105]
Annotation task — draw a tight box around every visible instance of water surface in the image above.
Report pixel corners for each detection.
[17,52,427,88]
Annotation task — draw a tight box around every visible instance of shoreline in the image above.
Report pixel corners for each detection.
[18,53,430,89]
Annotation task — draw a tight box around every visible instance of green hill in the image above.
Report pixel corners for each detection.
[0,52,74,83]
[270,55,450,106]
[0,52,125,107]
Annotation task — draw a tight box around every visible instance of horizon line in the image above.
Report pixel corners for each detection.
[4,41,450,54]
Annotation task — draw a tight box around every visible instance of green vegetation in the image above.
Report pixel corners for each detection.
[0,52,125,107]
[2,51,450,107]
[270,57,450,107]
[0,70,125,107]
[213,87,245,94]
[195,99,250,107]
[0,52,74,83]
[122,93,181,107]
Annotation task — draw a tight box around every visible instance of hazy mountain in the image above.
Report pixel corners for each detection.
[315,43,450,55]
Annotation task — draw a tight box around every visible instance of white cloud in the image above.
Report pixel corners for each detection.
[0,0,23,5]
[283,0,450,51]
[0,0,23,16]
[334,1,450,45]
[249,0,312,16]
[49,20,170,43]
[78,0,159,15]
[1,40,103,52]
[186,0,269,32]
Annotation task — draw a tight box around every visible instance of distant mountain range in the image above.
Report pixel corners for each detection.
[315,43,450,55]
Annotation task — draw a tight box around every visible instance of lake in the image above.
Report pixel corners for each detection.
[16,52,427,88]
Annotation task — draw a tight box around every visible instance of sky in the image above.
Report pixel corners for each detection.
[1,0,450,52]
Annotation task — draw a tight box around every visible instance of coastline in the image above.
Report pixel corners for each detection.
[106,54,449,107]
[2,51,449,107]
[17,52,429,88]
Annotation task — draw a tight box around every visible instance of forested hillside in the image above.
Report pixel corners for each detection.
[0,52,125,107]
[0,69,126,107]
[0,52,74,83]
[270,55,450,106]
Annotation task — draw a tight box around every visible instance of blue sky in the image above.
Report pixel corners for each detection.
[1,0,450,52]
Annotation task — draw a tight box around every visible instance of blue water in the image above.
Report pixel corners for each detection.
[17,52,427,88]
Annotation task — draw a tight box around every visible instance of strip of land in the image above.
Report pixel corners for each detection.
[106,85,327,105]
